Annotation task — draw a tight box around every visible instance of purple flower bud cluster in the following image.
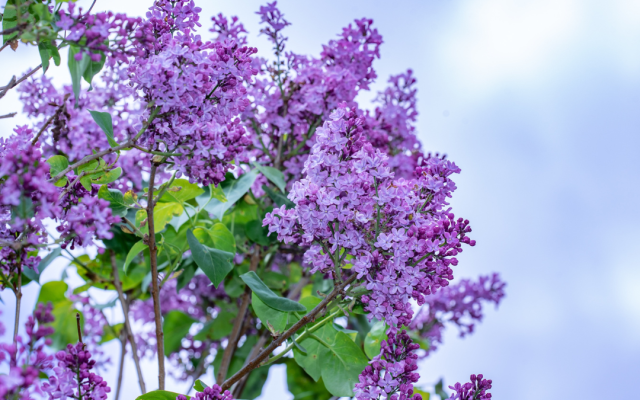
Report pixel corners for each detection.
[354,329,422,400]
[0,303,55,399]
[177,385,233,400]
[57,2,144,63]
[264,106,474,327]
[210,14,248,46]
[42,342,111,400]
[411,274,505,355]
[448,374,493,400]
[129,0,257,186]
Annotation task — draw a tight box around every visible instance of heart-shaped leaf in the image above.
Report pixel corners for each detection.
[240,271,306,312]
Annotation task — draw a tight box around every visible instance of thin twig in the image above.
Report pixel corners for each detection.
[13,257,23,345]
[0,112,17,119]
[147,161,166,390]
[87,0,98,14]
[110,250,147,394]
[114,331,126,400]
[32,93,70,146]
[221,274,357,391]
[0,65,42,99]
[216,249,260,385]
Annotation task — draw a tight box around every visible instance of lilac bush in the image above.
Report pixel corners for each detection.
[0,1,504,399]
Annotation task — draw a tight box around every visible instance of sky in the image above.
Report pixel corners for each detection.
[2,0,640,399]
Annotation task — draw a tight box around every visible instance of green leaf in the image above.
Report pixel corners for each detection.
[163,310,196,354]
[253,162,286,192]
[38,42,51,73]
[22,248,61,283]
[414,388,432,400]
[88,110,118,147]
[240,271,306,312]
[252,292,288,332]
[36,281,82,349]
[159,179,204,204]
[364,321,387,358]
[435,379,448,400]
[91,167,122,185]
[186,229,234,288]
[136,390,190,400]
[285,359,332,400]
[2,0,18,45]
[193,380,208,392]
[46,155,69,187]
[135,202,184,234]
[99,323,124,344]
[263,185,295,209]
[205,169,259,220]
[68,45,90,104]
[316,330,369,396]
[191,224,235,254]
[193,311,235,341]
[98,185,128,217]
[246,220,273,246]
[83,51,106,89]
[124,240,147,273]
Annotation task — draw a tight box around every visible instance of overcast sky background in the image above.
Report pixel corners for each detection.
[2,0,639,399]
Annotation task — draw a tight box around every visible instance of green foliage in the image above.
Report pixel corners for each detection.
[159,179,204,204]
[136,391,190,400]
[123,240,147,273]
[98,185,129,217]
[285,359,332,400]
[435,379,448,400]
[262,185,295,209]
[193,379,208,392]
[186,229,234,287]
[240,271,306,312]
[253,162,286,192]
[163,310,196,354]
[88,110,118,147]
[46,155,69,187]
[68,45,91,103]
[135,202,183,234]
[38,40,61,73]
[252,292,288,333]
[83,51,106,89]
[193,310,235,341]
[205,169,260,220]
[364,321,387,359]
[293,323,369,397]
[36,281,82,349]
[99,323,124,344]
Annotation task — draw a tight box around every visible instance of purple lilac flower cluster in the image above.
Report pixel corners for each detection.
[264,106,474,327]
[411,274,506,355]
[56,195,120,250]
[129,0,257,186]
[365,70,423,179]
[0,127,59,279]
[57,2,144,63]
[448,374,493,400]
[354,329,422,400]
[0,303,55,399]
[42,342,111,400]
[177,385,233,400]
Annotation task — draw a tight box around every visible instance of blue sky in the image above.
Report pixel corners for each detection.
[2,1,639,399]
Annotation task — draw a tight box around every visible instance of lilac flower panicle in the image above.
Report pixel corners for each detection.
[0,303,55,399]
[354,329,422,400]
[448,374,493,400]
[42,342,111,400]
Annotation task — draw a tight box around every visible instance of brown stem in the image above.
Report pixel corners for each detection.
[216,249,260,385]
[13,259,23,345]
[221,274,357,391]
[0,112,17,119]
[147,162,165,390]
[0,65,42,99]
[76,313,83,344]
[110,250,147,394]
[114,333,126,400]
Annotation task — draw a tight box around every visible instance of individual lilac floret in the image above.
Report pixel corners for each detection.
[410,274,505,355]
[177,384,233,400]
[0,303,55,399]
[448,374,493,400]
[354,329,422,400]
[42,342,111,400]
